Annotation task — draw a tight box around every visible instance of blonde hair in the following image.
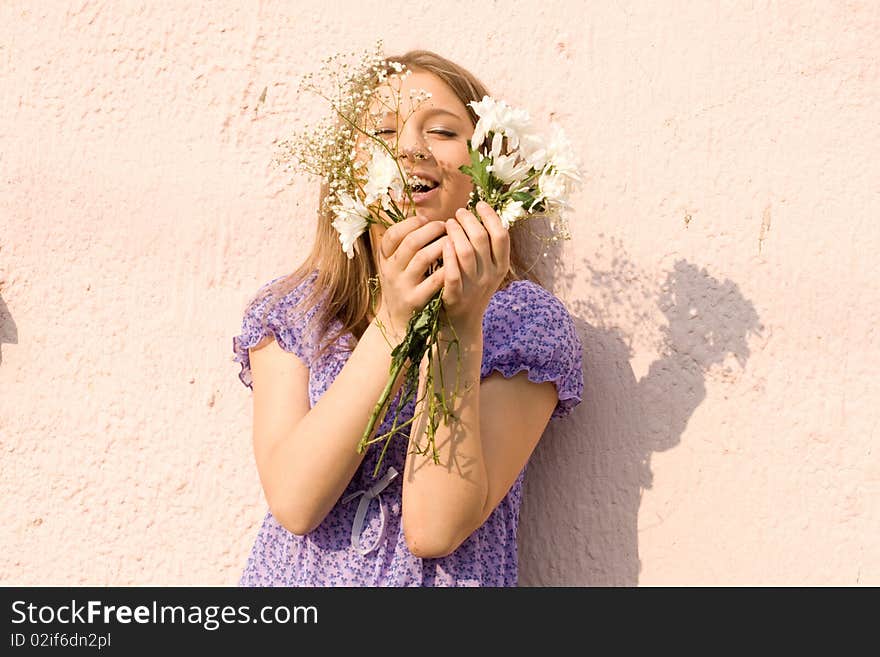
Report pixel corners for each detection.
[249,49,544,361]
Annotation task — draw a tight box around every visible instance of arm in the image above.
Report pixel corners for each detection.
[401,200,559,558]
[249,314,408,535]
[247,216,447,535]
[402,322,558,558]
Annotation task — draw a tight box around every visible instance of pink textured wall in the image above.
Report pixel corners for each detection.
[1,1,877,585]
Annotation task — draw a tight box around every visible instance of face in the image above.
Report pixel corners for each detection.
[364,69,475,240]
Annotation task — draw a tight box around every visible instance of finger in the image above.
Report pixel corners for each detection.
[476,200,510,271]
[441,235,461,297]
[445,217,478,278]
[413,264,445,306]
[404,235,447,279]
[455,207,490,274]
[394,220,447,269]
[381,215,428,260]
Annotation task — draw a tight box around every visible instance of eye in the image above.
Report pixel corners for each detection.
[428,129,456,137]
[372,128,396,137]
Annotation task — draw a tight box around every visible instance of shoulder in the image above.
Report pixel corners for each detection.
[490,278,566,308]
[233,270,322,387]
[485,279,577,336]
[481,279,584,420]
[239,270,325,340]
[247,269,321,318]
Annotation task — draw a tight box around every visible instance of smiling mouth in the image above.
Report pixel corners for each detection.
[405,175,439,197]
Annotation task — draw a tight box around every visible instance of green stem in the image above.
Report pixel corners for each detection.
[358,356,405,454]
[359,286,460,476]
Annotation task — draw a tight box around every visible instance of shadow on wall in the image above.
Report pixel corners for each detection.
[515,230,764,586]
[0,293,18,365]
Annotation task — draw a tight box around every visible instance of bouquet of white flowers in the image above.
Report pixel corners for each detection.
[274,44,581,475]
[461,96,581,230]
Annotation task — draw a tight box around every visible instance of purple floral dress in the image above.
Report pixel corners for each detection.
[233,271,583,586]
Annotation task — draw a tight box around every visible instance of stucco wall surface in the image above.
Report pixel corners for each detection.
[1,1,877,585]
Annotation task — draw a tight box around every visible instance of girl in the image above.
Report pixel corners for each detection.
[233,50,583,586]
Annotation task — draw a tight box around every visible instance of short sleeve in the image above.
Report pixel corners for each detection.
[481,281,584,420]
[232,271,321,390]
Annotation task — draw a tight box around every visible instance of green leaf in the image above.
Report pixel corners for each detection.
[461,144,488,185]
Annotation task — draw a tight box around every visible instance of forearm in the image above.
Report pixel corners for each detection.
[266,316,408,534]
[402,321,488,557]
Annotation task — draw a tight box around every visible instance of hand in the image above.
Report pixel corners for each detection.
[442,201,511,333]
[375,215,448,336]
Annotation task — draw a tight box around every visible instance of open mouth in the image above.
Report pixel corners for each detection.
[405,174,439,201]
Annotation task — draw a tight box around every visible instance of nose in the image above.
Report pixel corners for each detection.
[397,146,430,161]
[396,124,432,161]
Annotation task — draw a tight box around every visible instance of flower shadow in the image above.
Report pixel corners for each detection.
[516,234,764,585]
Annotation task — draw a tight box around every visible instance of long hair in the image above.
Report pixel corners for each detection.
[248,50,544,361]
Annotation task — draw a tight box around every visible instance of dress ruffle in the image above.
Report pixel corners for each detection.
[232,272,320,389]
